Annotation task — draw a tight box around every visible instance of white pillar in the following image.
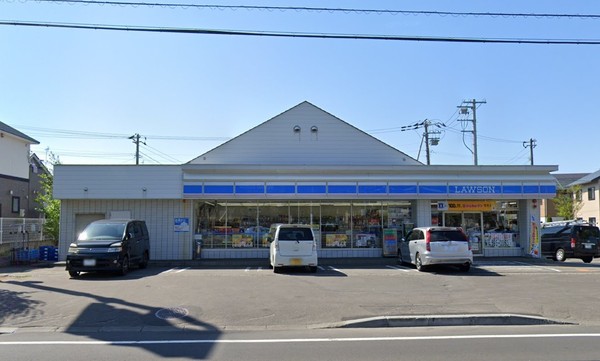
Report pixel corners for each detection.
[414,199,432,228]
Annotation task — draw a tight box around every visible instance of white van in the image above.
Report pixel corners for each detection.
[268,224,318,273]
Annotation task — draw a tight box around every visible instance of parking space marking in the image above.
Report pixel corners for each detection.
[512,261,561,273]
[386,265,411,272]
[175,267,190,273]
[159,268,177,275]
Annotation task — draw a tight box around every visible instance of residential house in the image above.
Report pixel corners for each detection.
[541,173,589,223]
[0,121,40,218]
[568,170,600,226]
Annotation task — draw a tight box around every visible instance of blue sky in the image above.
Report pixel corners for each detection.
[1,0,599,173]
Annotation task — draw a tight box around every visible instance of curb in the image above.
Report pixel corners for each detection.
[321,314,572,329]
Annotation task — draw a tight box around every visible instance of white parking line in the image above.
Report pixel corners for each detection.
[175,267,190,273]
[512,261,562,273]
[159,268,176,275]
[386,265,411,272]
[317,266,327,271]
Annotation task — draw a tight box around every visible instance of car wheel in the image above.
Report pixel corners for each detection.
[309,266,318,273]
[68,270,80,278]
[139,251,149,269]
[415,253,426,272]
[582,256,593,263]
[119,256,129,276]
[459,263,471,272]
[555,248,566,262]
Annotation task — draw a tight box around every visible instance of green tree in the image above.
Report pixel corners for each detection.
[553,185,583,220]
[35,172,60,244]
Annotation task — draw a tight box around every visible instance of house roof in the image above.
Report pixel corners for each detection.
[187,101,422,166]
[567,169,600,187]
[0,121,39,144]
[551,173,590,189]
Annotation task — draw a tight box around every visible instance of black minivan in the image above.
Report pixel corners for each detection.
[66,219,150,278]
[540,221,600,263]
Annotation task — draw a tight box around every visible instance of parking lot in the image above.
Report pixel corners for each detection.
[151,258,600,275]
[2,257,600,333]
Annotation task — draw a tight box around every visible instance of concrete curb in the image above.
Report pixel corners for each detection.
[320,314,572,329]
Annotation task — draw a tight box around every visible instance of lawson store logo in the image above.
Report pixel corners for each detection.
[450,185,499,194]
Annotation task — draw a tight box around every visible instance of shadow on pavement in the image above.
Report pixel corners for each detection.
[3,280,220,359]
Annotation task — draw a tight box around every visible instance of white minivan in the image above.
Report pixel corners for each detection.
[399,226,473,272]
[268,224,318,273]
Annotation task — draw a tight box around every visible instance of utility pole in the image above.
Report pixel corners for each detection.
[457,99,486,165]
[523,138,537,165]
[128,133,146,165]
[402,119,444,165]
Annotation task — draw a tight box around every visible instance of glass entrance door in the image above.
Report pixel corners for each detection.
[444,212,483,255]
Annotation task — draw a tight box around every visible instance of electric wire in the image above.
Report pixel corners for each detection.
[2,20,600,45]
[17,0,600,20]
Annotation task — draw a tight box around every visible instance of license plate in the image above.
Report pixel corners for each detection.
[83,259,96,267]
[290,258,302,266]
[584,243,593,249]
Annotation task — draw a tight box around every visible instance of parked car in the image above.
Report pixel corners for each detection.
[66,219,150,278]
[540,220,599,263]
[268,224,318,273]
[399,226,473,272]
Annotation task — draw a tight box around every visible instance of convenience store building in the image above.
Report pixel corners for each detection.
[54,102,557,261]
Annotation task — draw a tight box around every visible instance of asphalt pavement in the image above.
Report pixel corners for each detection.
[2,256,600,334]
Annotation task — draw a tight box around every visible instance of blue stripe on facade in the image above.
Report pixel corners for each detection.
[523,185,540,194]
[419,185,448,194]
[358,185,387,194]
[502,185,522,194]
[297,185,327,194]
[389,185,417,194]
[539,185,557,194]
[328,185,357,194]
[183,185,203,194]
[204,185,234,194]
[266,185,296,194]
[235,185,265,194]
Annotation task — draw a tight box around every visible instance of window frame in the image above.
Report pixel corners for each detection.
[11,196,20,214]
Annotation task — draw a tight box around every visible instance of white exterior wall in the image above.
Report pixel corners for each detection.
[0,132,30,179]
[578,180,600,224]
[189,102,420,166]
[58,199,191,261]
[54,165,183,199]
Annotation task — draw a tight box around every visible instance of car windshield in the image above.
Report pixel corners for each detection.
[278,228,313,241]
[78,222,126,241]
[430,230,468,242]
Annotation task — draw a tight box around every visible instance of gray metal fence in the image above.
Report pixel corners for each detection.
[0,217,46,246]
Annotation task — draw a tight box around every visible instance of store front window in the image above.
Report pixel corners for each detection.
[193,200,413,251]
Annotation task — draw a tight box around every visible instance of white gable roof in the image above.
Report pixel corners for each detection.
[188,101,421,166]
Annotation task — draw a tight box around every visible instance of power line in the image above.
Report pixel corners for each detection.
[19,1,600,20]
[3,20,600,45]
[13,124,230,141]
